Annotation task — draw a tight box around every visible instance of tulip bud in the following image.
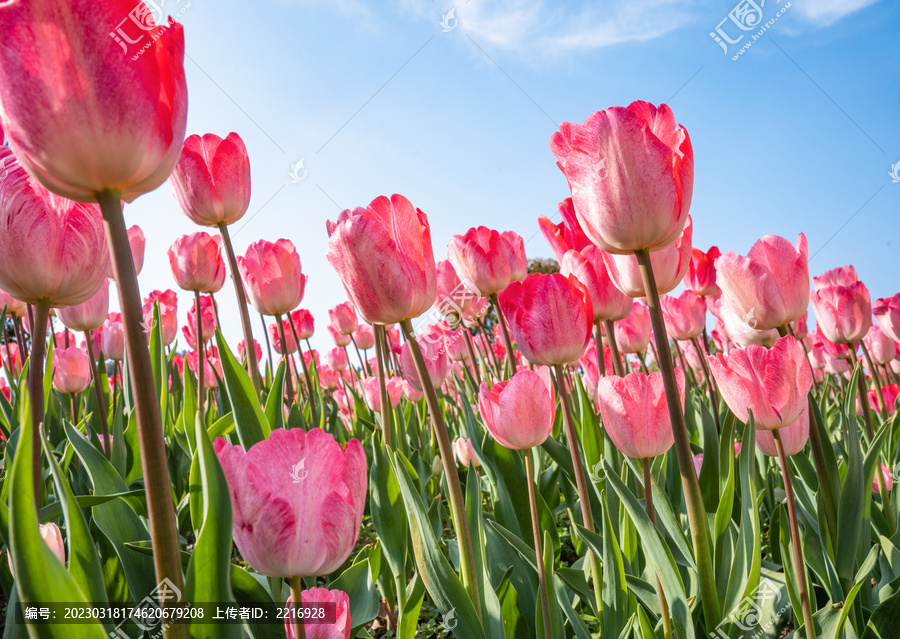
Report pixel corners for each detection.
[7,523,65,577]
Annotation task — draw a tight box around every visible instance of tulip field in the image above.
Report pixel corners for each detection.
[1,3,900,639]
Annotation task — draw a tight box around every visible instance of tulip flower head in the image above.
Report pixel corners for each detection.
[478,367,556,450]
[810,280,871,345]
[239,239,307,317]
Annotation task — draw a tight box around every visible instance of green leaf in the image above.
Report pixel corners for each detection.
[264,361,286,432]
[369,434,407,578]
[215,328,268,449]
[331,558,381,635]
[836,396,866,583]
[398,575,427,639]
[38,490,145,523]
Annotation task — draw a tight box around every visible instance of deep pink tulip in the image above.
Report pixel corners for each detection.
[453,438,480,467]
[168,232,227,294]
[538,198,593,262]
[325,348,349,372]
[238,339,262,365]
[327,195,436,325]
[602,216,692,297]
[501,231,528,283]
[52,347,91,394]
[715,233,809,331]
[270,320,298,355]
[0,377,9,402]
[239,239,307,317]
[215,428,366,578]
[685,246,721,297]
[447,226,512,297]
[756,405,809,457]
[354,324,375,351]
[551,101,693,255]
[142,290,178,346]
[873,293,900,344]
[0,148,110,306]
[661,290,706,341]
[811,281,871,345]
[183,296,217,349]
[597,369,684,459]
[790,312,809,341]
[101,313,125,361]
[579,341,616,390]
[812,265,857,290]
[707,335,812,430]
[284,588,351,639]
[499,273,593,366]
[170,132,251,226]
[614,303,652,354]
[327,325,352,348]
[0,1,187,203]
[291,309,316,340]
[864,326,897,365]
[401,326,450,392]
[57,278,110,332]
[0,287,26,318]
[870,384,899,415]
[478,367,555,450]
[329,303,359,336]
[560,246,631,322]
[873,464,894,494]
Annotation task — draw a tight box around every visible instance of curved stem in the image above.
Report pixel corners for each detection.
[275,314,295,406]
[603,320,627,377]
[634,247,720,625]
[97,190,185,633]
[401,319,481,616]
[218,222,261,394]
[83,330,110,458]
[773,429,817,639]
[373,325,393,448]
[288,576,307,639]
[525,451,554,639]
[643,458,673,639]
[489,293,517,374]
[28,300,50,508]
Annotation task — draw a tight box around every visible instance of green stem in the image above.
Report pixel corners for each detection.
[27,300,49,510]
[634,247,720,626]
[83,330,110,458]
[194,291,205,413]
[463,330,483,385]
[525,451,554,639]
[643,458,673,639]
[218,222,261,394]
[374,325,393,448]
[260,312,274,380]
[288,576,307,639]
[275,314,296,406]
[401,319,481,617]
[603,319,627,377]
[489,294,517,374]
[594,319,607,377]
[290,319,318,425]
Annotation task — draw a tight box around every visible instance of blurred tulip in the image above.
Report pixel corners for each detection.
[401,379,425,402]
[127,225,146,276]
[660,290,706,341]
[453,437,481,467]
[445,329,471,362]
[560,246,631,322]
[318,366,340,391]
[811,281,871,345]
[52,347,91,394]
[216,428,366,577]
[537,198,593,261]
[7,523,65,577]
[354,324,375,350]
[436,260,477,321]
[873,293,900,343]
[100,313,125,361]
[183,296,217,349]
[239,239,307,317]
[790,312,808,341]
[756,406,809,457]
[870,384,899,415]
[693,454,704,476]
[57,278,110,332]
[329,303,359,335]
[168,232,227,294]
[501,231,528,283]
[614,303,652,354]
[685,246,721,297]
[597,369,684,459]
[0,377,9,402]
[447,226,511,297]
[0,287,26,318]
[401,326,449,392]
[325,348,349,372]
[812,265,857,290]
[873,464,895,494]
[479,368,555,450]
[170,132,251,226]
[550,101,692,254]
[284,588,351,639]
[270,319,298,355]
[715,233,809,331]
[708,335,812,430]
[0,343,20,374]
[142,290,178,346]
[386,378,404,408]
[291,309,316,340]
[238,339,262,365]
[602,217,692,297]
[462,297,489,328]
[326,325,351,348]
[185,348,222,389]
[327,195,436,325]
[499,273,593,366]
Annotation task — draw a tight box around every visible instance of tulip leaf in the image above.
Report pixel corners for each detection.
[182,360,198,454]
[331,558,380,634]
[398,575,427,639]
[391,450,487,639]
[861,586,900,638]
[538,530,566,639]
[215,328,268,448]
[38,490,145,524]
[264,361,286,432]
[369,433,407,579]
[836,398,866,583]
[466,462,507,639]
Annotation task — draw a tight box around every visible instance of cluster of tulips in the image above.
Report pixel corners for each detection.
[0,3,900,639]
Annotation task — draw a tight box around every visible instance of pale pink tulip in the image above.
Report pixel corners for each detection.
[52,347,91,394]
[661,290,706,341]
[873,293,900,343]
[602,217,692,297]
[453,437,480,467]
[401,326,449,392]
[478,367,555,450]
[811,281,871,345]
[812,265,857,290]
[756,406,809,457]
[864,326,897,365]
[614,303,652,354]
[57,278,110,332]
[284,588,351,639]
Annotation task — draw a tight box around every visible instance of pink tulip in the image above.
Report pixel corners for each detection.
[100,313,125,361]
[715,233,809,331]
[463,297,489,328]
[52,347,91,394]
[386,378,404,408]
[447,226,512,297]
[57,278,110,332]
[824,352,850,376]
[478,367,555,450]
[579,341,616,387]
[318,366,340,391]
[453,437,481,467]
[873,293,900,343]
[0,287,26,318]
[873,464,895,494]
[806,339,826,370]
[327,325,352,348]
[436,260,478,321]
[597,369,684,459]
[756,406,809,457]
[499,273,593,366]
[402,379,425,402]
[1,377,9,402]
[329,303,359,336]
[142,290,178,346]
[401,326,450,392]
[602,217,692,297]
[614,303,652,354]
[0,1,187,203]
[270,320,298,355]
[683,339,708,373]
[183,296,217,349]
[693,454,704,476]
[811,281,871,345]
[445,330,471,362]
[551,101,693,254]
[864,326,897,365]
[0,148,111,306]
[291,309,316,340]
[170,132,251,226]
[110,225,146,281]
[186,348,222,389]
[325,348,349,372]
[707,294,778,348]
[685,246,721,297]
[215,427,366,577]
[870,384,899,415]
[327,195,436,325]
[538,198,593,262]
[790,312,809,341]
[168,232,227,294]
[362,377,382,411]
[707,335,812,430]
[1,343,21,375]
[812,265,857,290]
[661,290,706,341]
[354,324,375,351]
[7,523,65,577]
[501,231,528,283]
[238,340,262,365]
[284,588,351,639]
[239,239,307,317]
[560,246,631,322]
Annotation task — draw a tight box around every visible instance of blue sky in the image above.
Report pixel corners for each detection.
[122,0,900,354]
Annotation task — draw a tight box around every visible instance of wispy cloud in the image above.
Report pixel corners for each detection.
[787,0,881,27]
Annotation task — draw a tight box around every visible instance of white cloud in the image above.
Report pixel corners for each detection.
[787,0,880,27]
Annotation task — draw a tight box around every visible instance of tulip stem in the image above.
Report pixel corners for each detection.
[860,341,888,419]
[772,428,817,639]
[374,326,393,447]
[642,458,673,639]
[218,222,261,395]
[463,330,482,385]
[275,314,296,407]
[82,331,110,458]
[290,319,318,426]
[28,299,50,509]
[489,294,517,374]
[193,292,206,413]
[288,577,307,639]
[552,364,604,613]
[603,320,627,377]
[400,319,481,617]
[858,341,895,531]
[594,320,607,377]
[97,190,186,637]
[525,451,554,639]
[691,337,721,431]
[634,247,720,626]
